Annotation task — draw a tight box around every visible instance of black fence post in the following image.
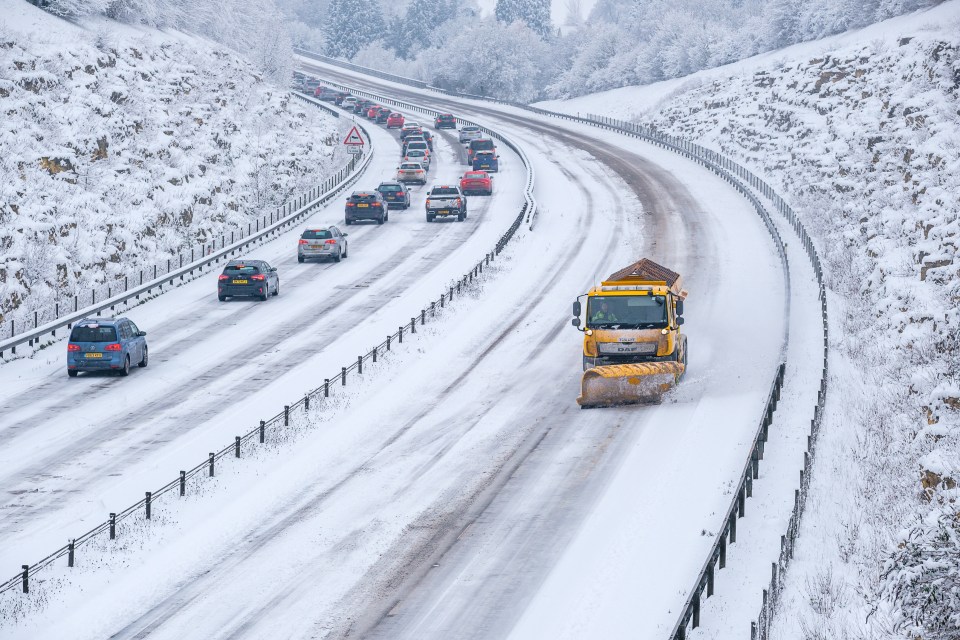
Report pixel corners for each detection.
[372,347,377,363]
[305,395,310,411]
[399,326,403,343]
[180,471,186,496]
[386,336,391,351]
[411,317,416,334]
[284,405,289,426]
[421,309,426,324]
[145,492,151,520]
[324,380,330,397]
[21,565,28,594]
[358,355,363,374]
[209,452,215,477]
[235,436,241,458]
[259,420,266,443]
[342,367,347,385]
[67,540,75,567]
[109,513,116,539]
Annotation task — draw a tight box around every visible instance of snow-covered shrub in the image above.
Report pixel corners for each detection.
[0,9,340,328]
[616,26,960,639]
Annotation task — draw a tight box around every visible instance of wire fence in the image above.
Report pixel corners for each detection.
[0,95,364,357]
[294,52,830,640]
[0,79,536,603]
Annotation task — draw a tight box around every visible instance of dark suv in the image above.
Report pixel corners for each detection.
[467,138,496,166]
[377,181,411,209]
[218,260,279,301]
[67,317,148,377]
[345,191,388,225]
[435,113,456,129]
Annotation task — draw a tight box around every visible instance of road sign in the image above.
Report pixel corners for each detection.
[347,147,362,155]
[343,126,364,146]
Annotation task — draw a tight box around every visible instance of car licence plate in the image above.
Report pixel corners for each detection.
[358,203,369,208]
[310,244,323,249]
[84,352,103,358]
[232,279,248,284]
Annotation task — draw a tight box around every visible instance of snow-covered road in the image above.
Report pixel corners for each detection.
[2,64,792,640]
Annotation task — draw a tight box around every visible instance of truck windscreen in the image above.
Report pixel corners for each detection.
[586,295,667,329]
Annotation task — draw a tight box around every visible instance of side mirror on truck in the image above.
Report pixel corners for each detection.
[676,299,684,316]
[677,317,685,326]
[573,300,581,317]
[572,317,581,328]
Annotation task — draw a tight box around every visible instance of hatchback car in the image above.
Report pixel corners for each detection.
[472,150,499,172]
[375,108,391,124]
[365,104,381,119]
[377,181,411,209]
[218,260,279,301]
[435,113,457,129]
[404,140,430,159]
[467,138,496,165]
[67,317,148,377]
[459,125,483,143]
[345,190,388,225]
[341,97,358,110]
[386,112,405,128]
[298,226,348,262]
[397,162,427,185]
[400,123,422,140]
[460,171,493,196]
[404,149,431,169]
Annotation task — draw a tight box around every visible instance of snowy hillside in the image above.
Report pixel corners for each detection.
[0,0,342,331]
[543,2,960,637]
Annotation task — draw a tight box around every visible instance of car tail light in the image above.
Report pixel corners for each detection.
[397,191,404,196]
[298,239,308,245]
[218,274,229,281]
[68,344,80,352]
[325,239,337,244]
[104,343,122,351]
[346,202,355,207]
[251,274,266,281]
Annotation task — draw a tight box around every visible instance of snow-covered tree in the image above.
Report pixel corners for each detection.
[495,0,551,37]
[323,0,385,59]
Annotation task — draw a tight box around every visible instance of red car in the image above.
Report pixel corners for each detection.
[460,171,493,196]
[366,104,381,119]
[386,113,405,128]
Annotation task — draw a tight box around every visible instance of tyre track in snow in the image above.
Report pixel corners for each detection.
[103,131,624,640]
[0,126,516,550]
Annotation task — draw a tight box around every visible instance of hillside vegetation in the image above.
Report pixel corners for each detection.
[621,12,960,639]
[0,2,341,332]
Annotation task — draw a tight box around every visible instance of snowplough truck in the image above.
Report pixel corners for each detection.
[572,259,688,407]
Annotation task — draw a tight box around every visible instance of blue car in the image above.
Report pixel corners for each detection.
[67,317,148,377]
[471,150,499,172]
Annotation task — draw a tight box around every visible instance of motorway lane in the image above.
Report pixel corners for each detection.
[0,100,525,574]
[0,68,790,640]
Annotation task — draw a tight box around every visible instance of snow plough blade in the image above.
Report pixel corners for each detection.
[577,362,685,408]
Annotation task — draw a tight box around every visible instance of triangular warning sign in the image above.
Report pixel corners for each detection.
[343,126,364,145]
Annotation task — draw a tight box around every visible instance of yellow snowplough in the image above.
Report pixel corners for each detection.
[572,259,688,408]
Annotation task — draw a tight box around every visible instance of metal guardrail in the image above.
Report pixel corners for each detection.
[295,52,830,640]
[0,95,367,359]
[0,81,538,601]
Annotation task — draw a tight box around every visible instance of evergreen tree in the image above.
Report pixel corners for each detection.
[323,0,385,59]
[495,0,551,37]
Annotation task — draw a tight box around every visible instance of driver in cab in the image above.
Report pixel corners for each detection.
[591,302,618,323]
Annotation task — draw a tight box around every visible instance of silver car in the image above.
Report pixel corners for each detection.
[341,97,358,110]
[298,226,348,263]
[459,125,482,143]
[403,148,431,169]
[397,162,427,185]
